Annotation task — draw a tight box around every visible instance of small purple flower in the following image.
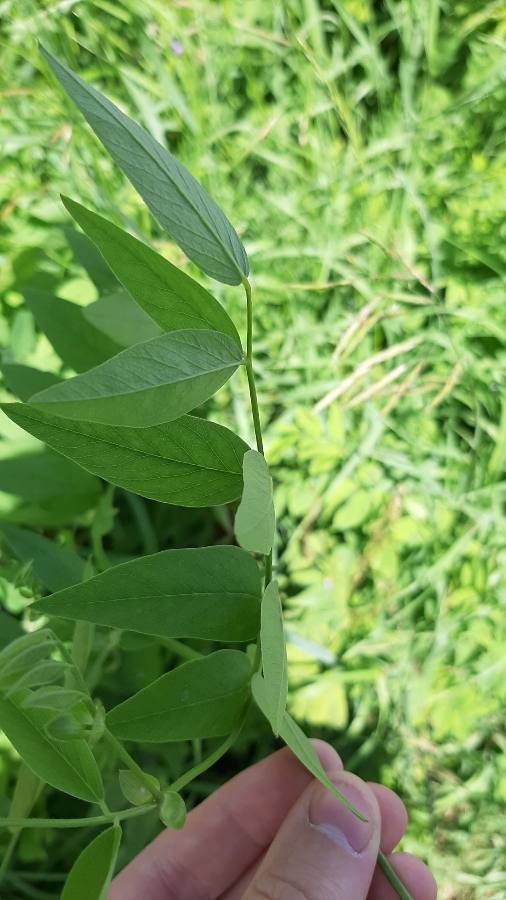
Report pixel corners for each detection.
[170,38,183,56]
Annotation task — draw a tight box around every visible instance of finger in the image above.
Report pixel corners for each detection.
[222,782,409,899]
[244,770,381,900]
[368,852,437,900]
[369,783,408,853]
[109,741,341,900]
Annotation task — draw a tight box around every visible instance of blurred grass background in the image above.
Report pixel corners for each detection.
[0,1,505,897]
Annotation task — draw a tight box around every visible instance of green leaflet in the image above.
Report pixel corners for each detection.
[1,404,248,508]
[1,363,62,402]
[83,290,161,347]
[61,825,121,900]
[235,449,275,555]
[63,198,241,345]
[1,524,85,592]
[251,673,362,819]
[38,546,262,641]
[64,224,120,293]
[41,47,249,286]
[0,694,103,803]
[260,581,288,735]
[107,650,252,742]
[29,329,243,428]
[23,289,121,373]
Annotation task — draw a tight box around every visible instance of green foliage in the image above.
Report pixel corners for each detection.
[38,546,262,641]
[63,198,241,344]
[107,651,252,742]
[0,2,504,896]
[259,581,288,735]
[235,449,275,555]
[29,329,243,427]
[2,403,248,507]
[61,825,121,900]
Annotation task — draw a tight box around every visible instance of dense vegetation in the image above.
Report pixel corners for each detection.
[1,2,505,897]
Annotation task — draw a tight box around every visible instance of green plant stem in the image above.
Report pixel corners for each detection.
[104,729,161,801]
[0,803,155,830]
[243,277,273,586]
[170,714,247,793]
[159,636,203,661]
[378,852,414,900]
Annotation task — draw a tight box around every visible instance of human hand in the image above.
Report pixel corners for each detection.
[109,742,436,899]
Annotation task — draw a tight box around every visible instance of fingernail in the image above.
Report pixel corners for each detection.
[309,773,375,854]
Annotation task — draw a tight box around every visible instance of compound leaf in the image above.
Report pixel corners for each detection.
[38,546,261,641]
[41,47,249,285]
[235,449,275,555]
[107,650,251,742]
[260,581,288,735]
[29,330,243,428]
[1,404,248,508]
[63,198,241,345]
[62,825,121,900]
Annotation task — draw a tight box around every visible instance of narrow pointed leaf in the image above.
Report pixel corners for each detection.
[251,674,362,819]
[62,825,121,900]
[1,363,62,402]
[63,198,241,345]
[29,329,243,428]
[23,289,121,372]
[83,290,161,347]
[260,581,288,735]
[0,694,103,802]
[1,404,248,508]
[107,650,251,742]
[1,524,85,592]
[41,46,249,285]
[38,546,261,641]
[235,449,275,554]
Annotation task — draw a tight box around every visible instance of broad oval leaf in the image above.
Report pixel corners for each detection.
[23,289,121,373]
[64,224,120,293]
[260,581,288,735]
[0,694,103,803]
[61,825,121,900]
[29,330,243,428]
[235,449,275,555]
[41,47,249,285]
[83,290,161,347]
[38,546,262,642]
[63,198,241,345]
[251,674,362,818]
[107,650,252,742]
[2,403,248,508]
[1,363,62,402]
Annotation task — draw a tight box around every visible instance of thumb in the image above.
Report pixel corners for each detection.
[244,770,381,900]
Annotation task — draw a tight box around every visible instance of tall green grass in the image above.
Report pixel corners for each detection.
[1,1,505,896]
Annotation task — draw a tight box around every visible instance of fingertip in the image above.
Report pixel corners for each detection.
[309,738,343,773]
[370,851,437,899]
[368,783,408,853]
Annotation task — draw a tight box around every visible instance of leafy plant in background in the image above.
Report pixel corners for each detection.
[0,46,414,898]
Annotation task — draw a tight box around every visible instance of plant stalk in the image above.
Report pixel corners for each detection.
[0,804,155,830]
[378,852,414,899]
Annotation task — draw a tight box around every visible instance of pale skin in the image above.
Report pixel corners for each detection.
[109,742,437,900]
